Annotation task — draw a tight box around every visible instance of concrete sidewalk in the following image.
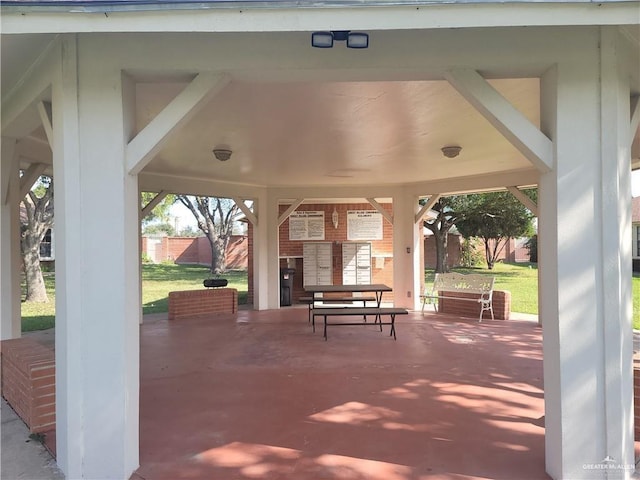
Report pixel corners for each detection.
[1,399,63,479]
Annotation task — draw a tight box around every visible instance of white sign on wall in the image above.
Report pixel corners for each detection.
[347,210,383,240]
[289,211,325,240]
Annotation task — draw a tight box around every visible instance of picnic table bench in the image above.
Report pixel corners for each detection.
[420,272,495,322]
[300,295,377,323]
[311,307,408,340]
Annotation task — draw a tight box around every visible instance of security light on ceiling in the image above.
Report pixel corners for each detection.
[441,146,462,158]
[311,31,369,49]
[213,148,232,161]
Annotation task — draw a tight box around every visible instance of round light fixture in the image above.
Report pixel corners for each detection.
[213,148,232,161]
[441,146,462,158]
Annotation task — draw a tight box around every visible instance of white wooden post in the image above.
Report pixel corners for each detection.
[266,190,281,309]
[0,137,22,339]
[539,28,634,479]
[251,189,275,310]
[53,36,140,479]
[392,189,421,309]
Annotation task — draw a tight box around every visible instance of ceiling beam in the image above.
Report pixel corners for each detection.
[36,101,53,149]
[278,199,304,226]
[232,197,257,226]
[19,162,47,200]
[2,139,18,206]
[140,190,168,219]
[366,197,393,225]
[415,194,441,224]
[126,72,230,176]
[1,39,57,136]
[631,95,640,149]
[444,68,553,173]
[507,186,538,217]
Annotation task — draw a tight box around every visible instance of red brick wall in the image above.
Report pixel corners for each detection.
[142,236,248,270]
[168,288,238,320]
[170,237,200,263]
[247,223,254,305]
[278,203,395,304]
[247,203,396,306]
[1,338,56,433]
[437,290,511,320]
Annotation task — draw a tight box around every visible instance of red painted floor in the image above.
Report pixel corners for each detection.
[132,308,548,480]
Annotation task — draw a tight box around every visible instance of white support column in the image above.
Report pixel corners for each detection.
[53,35,139,479]
[392,190,421,309]
[598,26,634,477]
[539,28,633,480]
[250,190,269,310]
[0,137,22,339]
[266,190,281,309]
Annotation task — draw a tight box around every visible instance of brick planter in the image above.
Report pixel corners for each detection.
[1,338,56,433]
[438,290,511,320]
[168,288,238,320]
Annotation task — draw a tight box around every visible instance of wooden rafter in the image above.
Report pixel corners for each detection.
[414,194,441,224]
[126,72,230,176]
[444,68,553,173]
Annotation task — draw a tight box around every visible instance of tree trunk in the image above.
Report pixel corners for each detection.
[433,230,450,273]
[205,233,230,274]
[23,236,48,302]
[177,195,240,276]
[484,239,494,270]
[484,237,508,270]
[211,237,227,274]
[20,179,54,303]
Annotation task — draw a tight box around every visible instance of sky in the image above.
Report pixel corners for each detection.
[170,202,197,231]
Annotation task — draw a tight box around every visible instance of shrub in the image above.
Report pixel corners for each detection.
[525,235,538,263]
[459,237,484,267]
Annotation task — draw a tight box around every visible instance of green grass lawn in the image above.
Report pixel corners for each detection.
[21,264,248,332]
[20,262,640,332]
[142,264,248,313]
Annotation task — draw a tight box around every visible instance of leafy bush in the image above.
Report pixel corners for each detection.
[459,237,484,267]
[525,235,538,263]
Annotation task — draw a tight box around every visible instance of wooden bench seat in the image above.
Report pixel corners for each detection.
[311,307,408,340]
[300,295,377,323]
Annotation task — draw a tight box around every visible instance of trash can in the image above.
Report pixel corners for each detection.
[280,268,296,306]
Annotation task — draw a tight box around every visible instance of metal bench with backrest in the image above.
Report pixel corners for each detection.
[420,272,495,322]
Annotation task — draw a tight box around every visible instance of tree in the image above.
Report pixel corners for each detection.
[141,192,176,227]
[525,234,538,263]
[423,195,478,273]
[422,195,470,273]
[454,191,535,269]
[21,176,54,302]
[176,196,240,274]
[175,225,200,237]
[142,223,175,236]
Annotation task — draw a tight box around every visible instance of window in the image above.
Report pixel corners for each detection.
[39,229,53,260]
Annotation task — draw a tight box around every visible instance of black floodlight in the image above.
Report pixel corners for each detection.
[311,30,369,49]
[347,32,369,49]
[311,31,334,48]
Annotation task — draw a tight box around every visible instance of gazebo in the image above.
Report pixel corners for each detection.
[1,1,639,478]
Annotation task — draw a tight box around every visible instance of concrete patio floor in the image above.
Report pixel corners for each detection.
[132,308,548,480]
